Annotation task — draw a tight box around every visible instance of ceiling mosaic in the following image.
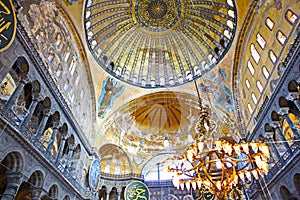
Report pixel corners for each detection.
[84,0,237,88]
[100,91,240,155]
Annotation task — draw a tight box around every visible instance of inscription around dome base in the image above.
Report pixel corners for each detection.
[135,0,182,32]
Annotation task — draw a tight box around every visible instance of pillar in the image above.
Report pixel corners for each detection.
[19,95,41,128]
[35,108,51,139]
[46,122,60,155]
[56,137,66,163]
[5,75,28,109]
[1,173,23,200]
[30,187,43,200]
[65,144,75,171]
[271,121,291,151]
[279,107,300,139]
[106,192,110,200]
[265,131,281,161]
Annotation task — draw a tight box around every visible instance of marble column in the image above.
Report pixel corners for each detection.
[1,173,23,200]
[19,94,41,128]
[65,144,75,171]
[271,121,291,151]
[6,75,28,109]
[287,92,300,111]
[265,131,281,161]
[56,137,66,163]
[106,192,110,200]
[279,107,300,139]
[46,122,61,155]
[30,187,43,200]
[35,109,51,140]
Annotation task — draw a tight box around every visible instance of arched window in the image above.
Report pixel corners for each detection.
[247,60,255,76]
[250,44,260,64]
[265,17,275,30]
[285,10,298,24]
[276,30,287,45]
[256,33,266,49]
[269,50,277,63]
[252,93,258,104]
[257,80,263,93]
[245,79,251,89]
[262,66,270,79]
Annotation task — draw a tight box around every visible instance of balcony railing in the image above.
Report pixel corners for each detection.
[0,99,93,199]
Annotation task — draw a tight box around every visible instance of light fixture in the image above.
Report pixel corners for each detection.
[168,80,271,200]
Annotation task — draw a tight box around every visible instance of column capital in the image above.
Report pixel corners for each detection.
[278,107,289,115]
[265,131,274,139]
[287,92,299,101]
[52,121,61,129]
[19,74,30,83]
[42,108,51,116]
[271,121,281,128]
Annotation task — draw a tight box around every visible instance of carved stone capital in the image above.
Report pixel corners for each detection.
[278,107,289,115]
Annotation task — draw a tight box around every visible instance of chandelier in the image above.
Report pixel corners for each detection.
[168,81,271,200]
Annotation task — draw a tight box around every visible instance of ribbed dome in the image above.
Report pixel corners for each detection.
[84,0,237,88]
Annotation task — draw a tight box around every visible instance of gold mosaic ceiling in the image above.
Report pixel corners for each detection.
[84,0,237,88]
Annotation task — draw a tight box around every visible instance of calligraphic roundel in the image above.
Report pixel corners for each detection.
[0,0,17,52]
[125,180,150,200]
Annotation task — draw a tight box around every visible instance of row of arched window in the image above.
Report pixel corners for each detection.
[245,8,298,115]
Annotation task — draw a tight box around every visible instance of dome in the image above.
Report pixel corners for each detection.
[84,0,237,88]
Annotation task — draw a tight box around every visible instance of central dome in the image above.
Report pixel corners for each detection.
[84,0,237,88]
[135,0,182,32]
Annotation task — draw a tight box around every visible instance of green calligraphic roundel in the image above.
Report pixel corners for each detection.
[0,0,17,52]
[124,181,150,200]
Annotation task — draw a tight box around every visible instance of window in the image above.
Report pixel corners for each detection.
[228,10,235,18]
[248,103,253,114]
[227,0,234,7]
[245,79,251,89]
[262,66,270,79]
[266,17,275,30]
[227,20,234,29]
[276,31,287,45]
[252,93,258,104]
[257,80,263,93]
[250,44,260,64]
[256,33,266,49]
[224,30,232,39]
[247,60,255,76]
[285,10,298,24]
[269,50,277,63]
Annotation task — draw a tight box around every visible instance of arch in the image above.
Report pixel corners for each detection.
[98,185,107,200]
[142,153,177,181]
[48,184,59,199]
[99,144,133,175]
[280,186,292,200]
[271,111,280,121]
[163,194,178,200]
[109,187,118,200]
[63,195,71,200]
[294,173,300,193]
[279,96,289,108]
[1,151,24,173]
[31,80,41,96]
[28,170,44,188]
[288,80,299,92]
[15,56,30,74]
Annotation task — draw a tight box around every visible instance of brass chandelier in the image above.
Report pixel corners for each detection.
[168,81,271,200]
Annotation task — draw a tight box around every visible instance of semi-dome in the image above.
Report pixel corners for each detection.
[84,0,237,88]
